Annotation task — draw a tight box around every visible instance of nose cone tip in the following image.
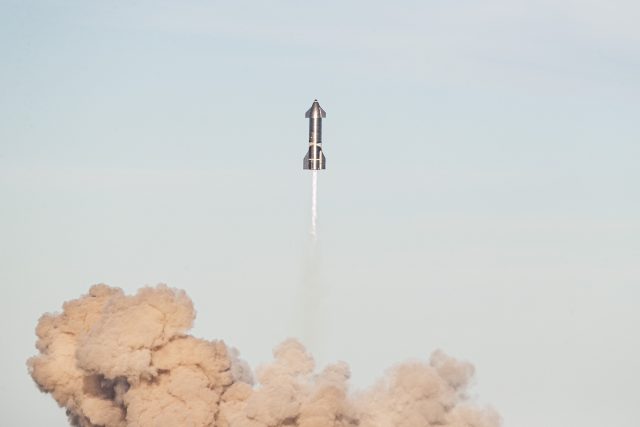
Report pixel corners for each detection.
[305,99,326,119]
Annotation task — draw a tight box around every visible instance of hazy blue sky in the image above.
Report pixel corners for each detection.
[1,1,639,426]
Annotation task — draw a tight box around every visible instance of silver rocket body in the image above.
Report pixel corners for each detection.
[303,99,326,170]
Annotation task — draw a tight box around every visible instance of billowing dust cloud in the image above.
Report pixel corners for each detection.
[28,285,500,427]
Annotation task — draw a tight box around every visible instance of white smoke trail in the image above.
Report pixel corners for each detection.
[301,170,321,350]
[310,170,318,241]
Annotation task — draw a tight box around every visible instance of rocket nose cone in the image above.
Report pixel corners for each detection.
[305,100,326,118]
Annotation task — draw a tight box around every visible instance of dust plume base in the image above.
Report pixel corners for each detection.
[28,284,500,427]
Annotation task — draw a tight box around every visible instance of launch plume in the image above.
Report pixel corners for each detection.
[311,170,318,241]
[28,285,500,427]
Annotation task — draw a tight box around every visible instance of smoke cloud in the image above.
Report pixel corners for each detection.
[28,285,500,427]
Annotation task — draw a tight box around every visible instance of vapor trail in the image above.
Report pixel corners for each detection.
[310,170,318,241]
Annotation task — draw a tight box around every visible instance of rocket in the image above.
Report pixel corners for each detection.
[303,99,326,170]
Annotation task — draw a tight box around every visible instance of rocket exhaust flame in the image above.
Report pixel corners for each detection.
[311,171,318,241]
[28,285,501,427]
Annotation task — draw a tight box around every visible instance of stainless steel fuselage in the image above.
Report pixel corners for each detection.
[303,100,326,170]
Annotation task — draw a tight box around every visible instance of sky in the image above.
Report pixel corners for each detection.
[1,0,639,426]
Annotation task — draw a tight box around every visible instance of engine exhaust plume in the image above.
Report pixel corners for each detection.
[28,285,500,427]
[311,170,318,241]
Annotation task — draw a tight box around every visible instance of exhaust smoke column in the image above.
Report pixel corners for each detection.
[311,170,318,240]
